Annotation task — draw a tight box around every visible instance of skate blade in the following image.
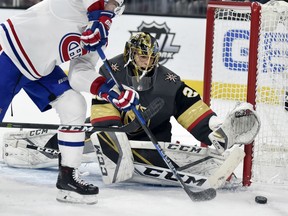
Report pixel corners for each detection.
[56,189,98,205]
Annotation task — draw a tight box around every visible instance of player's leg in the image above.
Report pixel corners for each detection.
[52,89,99,203]
[0,49,65,169]
[23,66,98,204]
[0,52,27,121]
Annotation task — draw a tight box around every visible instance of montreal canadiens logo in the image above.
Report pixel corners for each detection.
[59,33,87,62]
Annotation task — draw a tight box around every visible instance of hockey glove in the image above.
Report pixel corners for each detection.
[90,76,139,111]
[208,102,260,154]
[80,10,115,52]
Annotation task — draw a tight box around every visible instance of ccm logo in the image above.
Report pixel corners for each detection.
[58,125,94,132]
[94,145,108,176]
[167,143,202,153]
[29,129,49,136]
[143,167,207,186]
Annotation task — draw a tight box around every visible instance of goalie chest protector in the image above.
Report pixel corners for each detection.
[99,54,183,141]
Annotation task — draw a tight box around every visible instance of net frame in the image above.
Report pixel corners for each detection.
[203,1,288,186]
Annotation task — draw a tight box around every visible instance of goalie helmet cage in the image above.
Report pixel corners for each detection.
[203,1,288,186]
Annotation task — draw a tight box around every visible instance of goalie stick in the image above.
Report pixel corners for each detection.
[3,97,164,157]
[0,122,132,132]
[0,97,164,133]
[96,48,216,202]
[15,138,60,156]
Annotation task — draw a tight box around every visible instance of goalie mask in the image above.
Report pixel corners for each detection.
[124,32,160,91]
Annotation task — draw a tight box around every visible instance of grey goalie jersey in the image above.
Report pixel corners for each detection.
[90,54,216,144]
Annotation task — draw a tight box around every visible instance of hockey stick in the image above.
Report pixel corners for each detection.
[96,48,216,201]
[17,138,60,156]
[0,97,164,133]
[3,97,164,161]
[0,121,135,133]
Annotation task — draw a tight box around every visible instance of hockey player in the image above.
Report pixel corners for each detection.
[92,31,217,142]
[0,0,139,204]
[86,32,260,188]
[90,32,259,151]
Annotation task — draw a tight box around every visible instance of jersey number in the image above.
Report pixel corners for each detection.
[183,87,198,98]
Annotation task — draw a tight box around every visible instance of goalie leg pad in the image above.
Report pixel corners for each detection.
[207,146,245,189]
[91,131,134,184]
[2,131,58,168]
[3,142,58,168]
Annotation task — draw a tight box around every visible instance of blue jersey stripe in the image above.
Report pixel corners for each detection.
[58,140,84,147]
[0,23,39,80]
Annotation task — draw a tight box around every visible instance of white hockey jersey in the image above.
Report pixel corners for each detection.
[0,0,103,92]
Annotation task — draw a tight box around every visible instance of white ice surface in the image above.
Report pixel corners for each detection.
[0,92,288,216]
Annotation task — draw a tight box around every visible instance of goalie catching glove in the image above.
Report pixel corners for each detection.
[90,76,139,111]
[209,102,260,154]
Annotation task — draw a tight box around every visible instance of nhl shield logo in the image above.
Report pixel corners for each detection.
[130,21,181,65]
[59,33,88,62]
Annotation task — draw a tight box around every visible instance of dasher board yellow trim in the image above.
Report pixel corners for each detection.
[183,80,204,96]
[183,80,283,104]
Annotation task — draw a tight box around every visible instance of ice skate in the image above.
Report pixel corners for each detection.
[56,165,99,204]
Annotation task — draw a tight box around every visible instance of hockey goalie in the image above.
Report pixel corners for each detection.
[2,32,260,190]
[2,101,260,190]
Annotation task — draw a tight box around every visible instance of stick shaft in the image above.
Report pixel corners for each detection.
[0,122,133,133]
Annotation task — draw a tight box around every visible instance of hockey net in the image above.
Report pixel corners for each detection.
[203,1,288,186]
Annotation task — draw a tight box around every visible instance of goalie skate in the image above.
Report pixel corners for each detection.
[56,166,98,205]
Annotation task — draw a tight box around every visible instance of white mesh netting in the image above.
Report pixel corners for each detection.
[207,1,288,184]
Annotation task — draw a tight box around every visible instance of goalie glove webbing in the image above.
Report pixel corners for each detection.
[209,102,260,154]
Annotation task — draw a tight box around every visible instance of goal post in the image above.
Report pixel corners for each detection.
[203,1,288,186]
